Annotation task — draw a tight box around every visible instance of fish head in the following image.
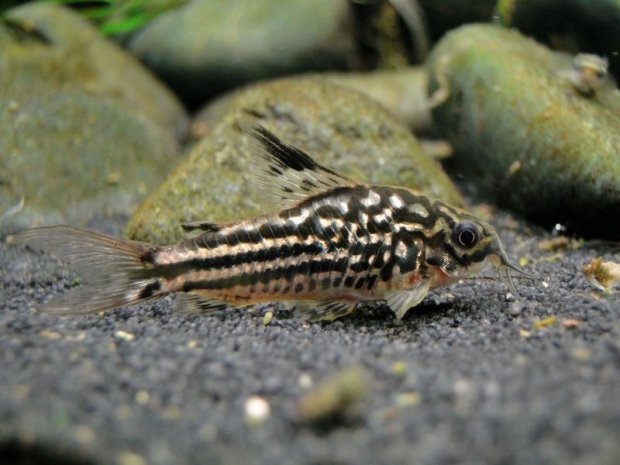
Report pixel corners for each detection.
[424,207,525,295]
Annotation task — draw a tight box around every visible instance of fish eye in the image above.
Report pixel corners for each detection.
[453,222,480,249]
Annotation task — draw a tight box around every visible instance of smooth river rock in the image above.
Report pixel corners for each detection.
[127,0,355,107]
[0,3,187,234]
[427,24,620,239]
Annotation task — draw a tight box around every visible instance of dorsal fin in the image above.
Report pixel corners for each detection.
[245,125,358,208]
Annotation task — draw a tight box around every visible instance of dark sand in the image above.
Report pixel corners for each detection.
[2,212,620,465]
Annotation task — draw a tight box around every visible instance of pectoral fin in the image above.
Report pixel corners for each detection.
[385,280,431,320]
[175,294,232,313]
[293,300,359,322]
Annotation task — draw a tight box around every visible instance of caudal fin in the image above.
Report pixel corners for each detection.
[14,226,160,314]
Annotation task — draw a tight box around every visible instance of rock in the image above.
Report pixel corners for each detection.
[0,3,187,234]
[316,68,435,133]
[125,77,463,244]
[191,69,434,135]
[5,2,188,139]
[295,366,369,424]
[127,0,355,107]
[427,24,620,239]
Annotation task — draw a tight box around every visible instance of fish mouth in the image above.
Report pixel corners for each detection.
[491,253,535,297]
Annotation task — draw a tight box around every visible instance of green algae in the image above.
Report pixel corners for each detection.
[125,78,463,244]
[316,69,434,134]
[427,24,620,239]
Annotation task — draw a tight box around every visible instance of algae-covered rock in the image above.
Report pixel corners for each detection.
[316,69,434,133]
[126,78,463,244]
[0,3,187,233]
[427,24,620,239]
[127,0,355,106]
[496,0,620,80]
[191,69,434,136]
[5,2,188,138]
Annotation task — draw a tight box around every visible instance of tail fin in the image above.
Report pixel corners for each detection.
[14,226,160,314]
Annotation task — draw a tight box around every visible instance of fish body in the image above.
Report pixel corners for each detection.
[16,126,521,321]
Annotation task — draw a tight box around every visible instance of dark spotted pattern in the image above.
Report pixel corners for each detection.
[150,140,499,302]
[152,182,503,300]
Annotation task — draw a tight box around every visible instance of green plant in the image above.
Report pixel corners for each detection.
[49,0,186,35]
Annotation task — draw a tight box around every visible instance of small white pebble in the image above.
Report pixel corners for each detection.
[572,348,592,361]
[135,390,150,405]
[114,330,135,341]
[453,379,473,397]
[39,330,62,340]
[542,281,549,288]
[73,425,96,446]
[245,396,270,425]
[118,451,147,465]
[298,373,313,388]
[394,392,421,407]
[508,301,524,316]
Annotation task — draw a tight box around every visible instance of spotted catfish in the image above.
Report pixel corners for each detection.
[16,126,526,321]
